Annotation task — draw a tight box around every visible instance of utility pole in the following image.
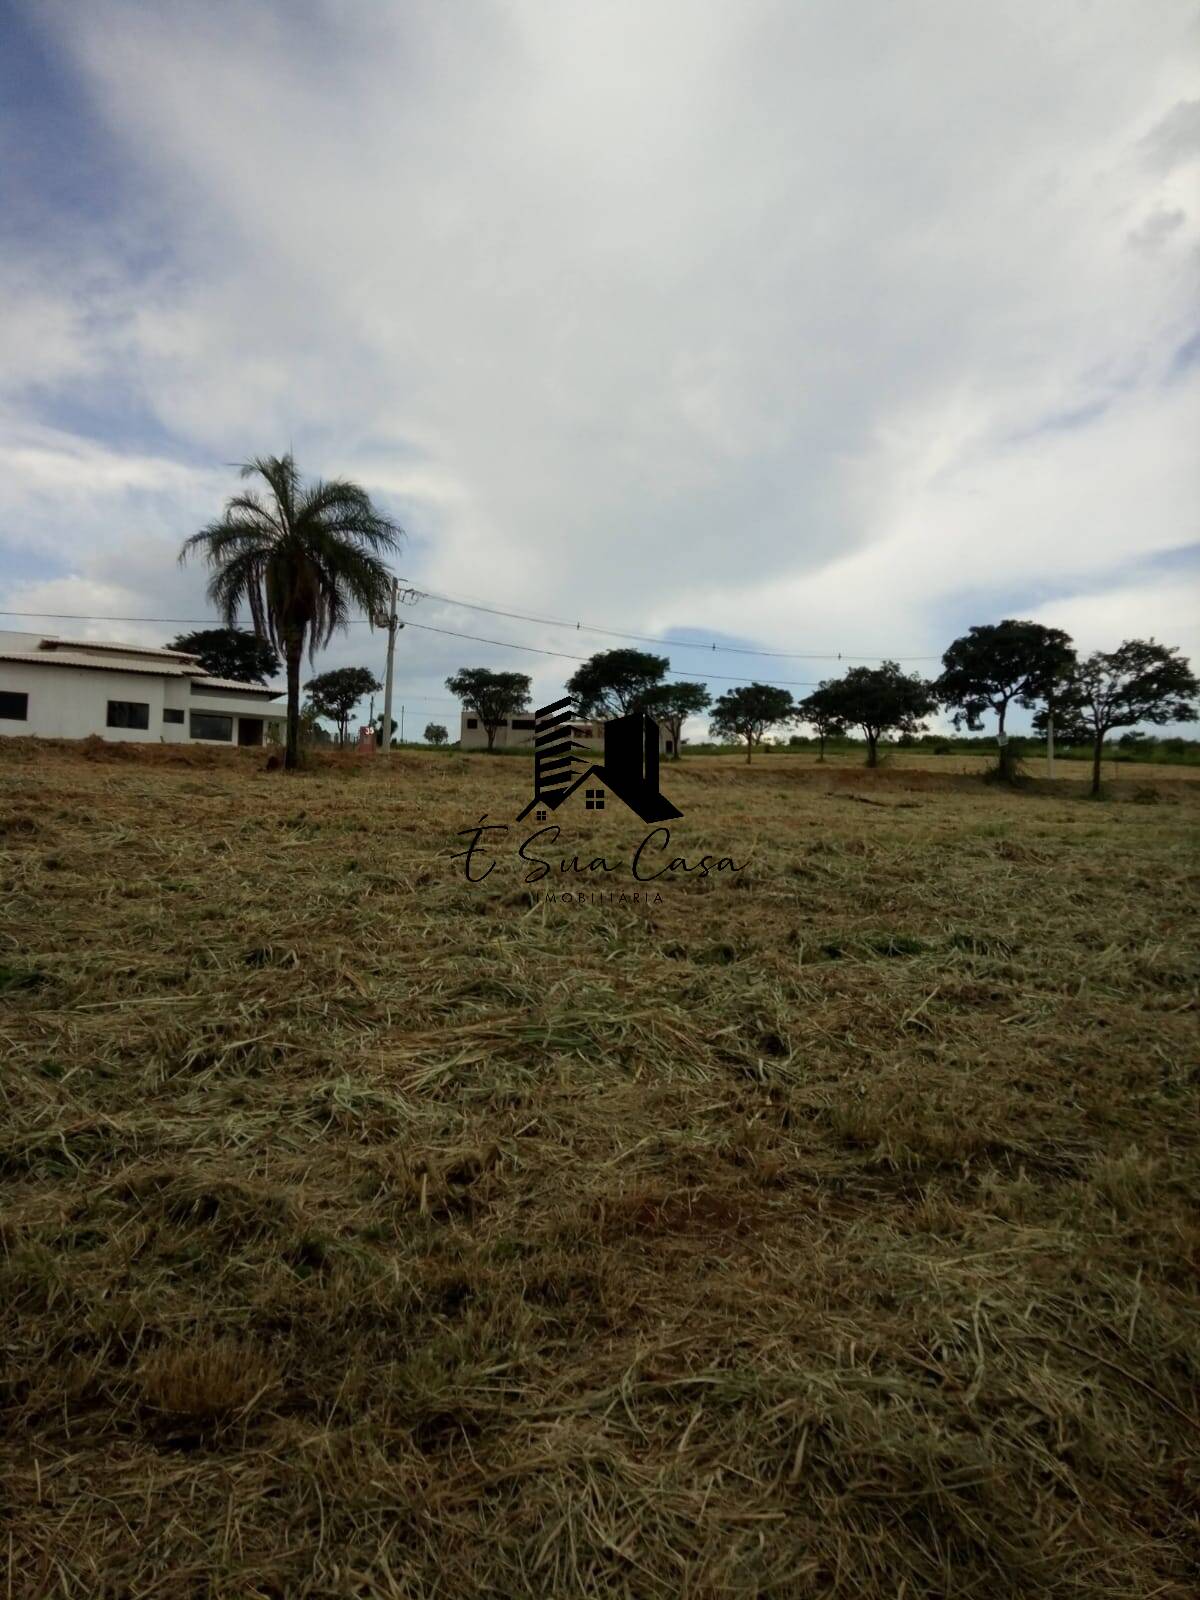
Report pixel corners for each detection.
[400,704,405,744]
[1046,705,1055,780]
[377,578,401,754]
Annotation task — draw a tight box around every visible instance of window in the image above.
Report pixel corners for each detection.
[0,691,28,721]
[466,717,478,729]
[511,717,536,730]
[585,788,605,812]
[190,711,233,742]
[163,708,185,724]
[107,700,149,730]
[572,726,592,738]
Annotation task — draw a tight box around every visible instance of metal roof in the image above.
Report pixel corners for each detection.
[36,637,202,661]
[0,652,281,700]
[0,650,197,677]
[190,676,283,697]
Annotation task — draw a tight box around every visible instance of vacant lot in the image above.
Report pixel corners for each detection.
[1,740,1197,1598]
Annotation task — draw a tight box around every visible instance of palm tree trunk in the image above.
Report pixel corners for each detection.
[997,704,1010,781]
[285,641,302,771]
[1091,734,1104,796]
[866,733,878,768]
[745,733,752,764]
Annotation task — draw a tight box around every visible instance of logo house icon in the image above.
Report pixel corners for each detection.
[517,696,682,826]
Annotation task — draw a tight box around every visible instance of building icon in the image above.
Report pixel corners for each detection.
[517,696,681,824]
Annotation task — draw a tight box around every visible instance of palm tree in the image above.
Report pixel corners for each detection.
[180,454,401,769]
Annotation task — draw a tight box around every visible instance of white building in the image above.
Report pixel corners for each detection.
[458,708,674,755]
[0,632,284,747]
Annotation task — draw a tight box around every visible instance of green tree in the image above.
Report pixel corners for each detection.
[824,662,936,767]
[371,716,398,748]
[298,705,332,747]
[796,683,848,762]
[446,668,532,751]
[180,453,400,770]
[936,620,1075,780]
[566,649,669,717]
[305,666,382,746]
[709,683,795,763]
[642,681,710,759]
[1056,640,1198,795]
[1031,705,1090,748]
[424,722,449,746]
[168,627,280,684]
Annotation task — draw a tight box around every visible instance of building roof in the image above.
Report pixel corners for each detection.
[190,676,283,697]
[0,649,281,699]
[0,649,197,677]
[37,636,202,662]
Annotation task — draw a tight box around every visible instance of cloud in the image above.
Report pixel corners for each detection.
[1,0,1197,735]
[1140,98,1200,173]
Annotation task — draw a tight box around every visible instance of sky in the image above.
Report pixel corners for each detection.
[1,0,1197,740]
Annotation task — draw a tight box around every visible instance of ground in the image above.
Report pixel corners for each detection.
[1,739,1197,1599]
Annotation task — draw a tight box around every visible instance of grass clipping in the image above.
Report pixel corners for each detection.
[0,739,1198,1598]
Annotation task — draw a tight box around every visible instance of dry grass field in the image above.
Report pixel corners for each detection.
[1,738,1198,1598]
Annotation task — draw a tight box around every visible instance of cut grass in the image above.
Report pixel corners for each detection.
[0,740,1198,1597]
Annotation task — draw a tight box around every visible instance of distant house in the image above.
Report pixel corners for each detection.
[0,632,284,747]
[458,708,674,756]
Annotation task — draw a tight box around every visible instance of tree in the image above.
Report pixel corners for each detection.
[425,722,449,746]
[1031,705,1090,748]
[566,649,669,717]
[298,705,332,747]
[305,666,382,745]
[709,683,795,763]
[180,453,400,770]
[936,620,1075,780]
[1057,640,1197,795]
[642,681,710,759]
[371,716,398,748]
[796,683,847,762]
[168,627,280,684]
[823,662,936,767]
[445,668,532,751]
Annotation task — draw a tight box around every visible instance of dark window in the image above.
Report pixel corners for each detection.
[107,700,149,730]
[0,691,28,720]
[665,739,673,753]
[163,707,185,724]
[511,717,536,730]
[585,788,605,812]
[190,711,233,742]
[466,717,478,729]
[572,726,592,738]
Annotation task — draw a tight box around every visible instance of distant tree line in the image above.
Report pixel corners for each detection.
[448,624,1197,796]
[179,458,1196,787]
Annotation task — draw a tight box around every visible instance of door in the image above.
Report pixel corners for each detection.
[237,717,264,747]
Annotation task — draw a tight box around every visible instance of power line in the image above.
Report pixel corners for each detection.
[0,610,248,624]
[0,607,852,688]
[0,605,836,688]
[399,617,827,686]
[411,586,939,661]
[0,600,937,662]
